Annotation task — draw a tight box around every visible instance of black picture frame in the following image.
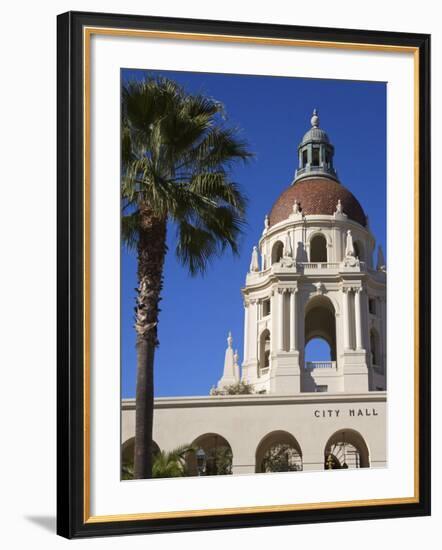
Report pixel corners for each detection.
[57,10,431,539]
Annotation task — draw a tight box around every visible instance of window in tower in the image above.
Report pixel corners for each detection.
[312,147,320,166]
[302,149,308,166]
[370,328,381,367]
[271,241,284,264]
[262,298,271,317]
[369,298,377,315]
[309,234,327,262]
[259,329,271,374]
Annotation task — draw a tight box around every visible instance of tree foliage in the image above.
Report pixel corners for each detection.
[122,76,253,479]
[122,445,195,480]
[204,446,233,475]
[122,76,253,276]
[211,381,257,395]
[152,445,195,478]
[261,444,303,473]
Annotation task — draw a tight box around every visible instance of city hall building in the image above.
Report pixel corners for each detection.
[122,110,387,474]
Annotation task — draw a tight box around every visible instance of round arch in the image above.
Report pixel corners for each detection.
[187,433,233,476]
[305,337,333,362]
[255,430,303,473]
[271,240,284,264]
[121,437,160,479]
[121,437,135,465]
[121,437,160,464]
[259,328,271,374]
[309,232,328,262]
[304,295,337,361]
[308,230,332,247]
[324,429,370,469]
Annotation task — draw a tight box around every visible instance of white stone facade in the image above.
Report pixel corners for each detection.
[239,209,387,396]
[122,393,387,474]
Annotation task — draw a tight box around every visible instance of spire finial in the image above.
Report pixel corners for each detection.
[311,108,319,128]
[227,331,232,348]
[249,245,259,272]
[377,245,386,271]
[262,214,269,235]
[345,229,355,257]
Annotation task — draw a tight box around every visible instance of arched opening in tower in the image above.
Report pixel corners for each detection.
[259,329,271,375]
[304,295,337,375]
[271,241,284,264]
[309,234,327,262]
[305,337,333,362]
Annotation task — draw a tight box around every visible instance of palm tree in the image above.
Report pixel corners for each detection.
[152,445,195,478]
[121,462,134,480]
[122,76,252,479]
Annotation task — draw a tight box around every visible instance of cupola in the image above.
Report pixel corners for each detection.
[294,109,338,183]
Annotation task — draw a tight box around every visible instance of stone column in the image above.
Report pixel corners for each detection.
[380,296,386,372]
[342,287,350,350]
[354,287,363,350]
[231,446,256,475]
[278,289,284,351]
[289,288,297,351]
[243,300,249,361]
[297,289,305,366]
[249,299,258,362]
[270,290,277,355]
[242,298,258,384]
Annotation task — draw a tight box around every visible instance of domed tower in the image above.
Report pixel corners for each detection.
[240,110,387,395]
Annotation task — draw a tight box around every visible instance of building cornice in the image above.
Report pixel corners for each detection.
[122,392,387,410]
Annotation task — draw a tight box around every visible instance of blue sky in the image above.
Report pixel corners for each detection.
[121,69,386,398]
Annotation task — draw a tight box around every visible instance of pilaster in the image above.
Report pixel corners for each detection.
[241,297,258,383]
[341,285,369,392]
[270,287,301,394]
[289,288,298,351]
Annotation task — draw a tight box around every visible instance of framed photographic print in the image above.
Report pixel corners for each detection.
[57,11,431,539]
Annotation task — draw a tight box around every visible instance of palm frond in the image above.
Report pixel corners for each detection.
[152,444,195,478]
[122,74,253,275]
[175,220,219,276]
[121,210,140,250]
[189,172,247,214]
[177,126,252,175]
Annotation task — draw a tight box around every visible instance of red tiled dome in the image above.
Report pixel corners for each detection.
[268,177,367,228]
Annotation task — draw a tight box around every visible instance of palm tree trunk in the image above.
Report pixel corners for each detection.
[134,206,167,479]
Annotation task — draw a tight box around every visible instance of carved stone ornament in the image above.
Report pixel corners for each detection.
[280,256,295,268]
[314,282,326,294]
[262,214,270,235]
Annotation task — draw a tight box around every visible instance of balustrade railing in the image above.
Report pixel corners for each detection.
[250,261,367,277]
[305,361,336,369]
[301,262,340,270]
